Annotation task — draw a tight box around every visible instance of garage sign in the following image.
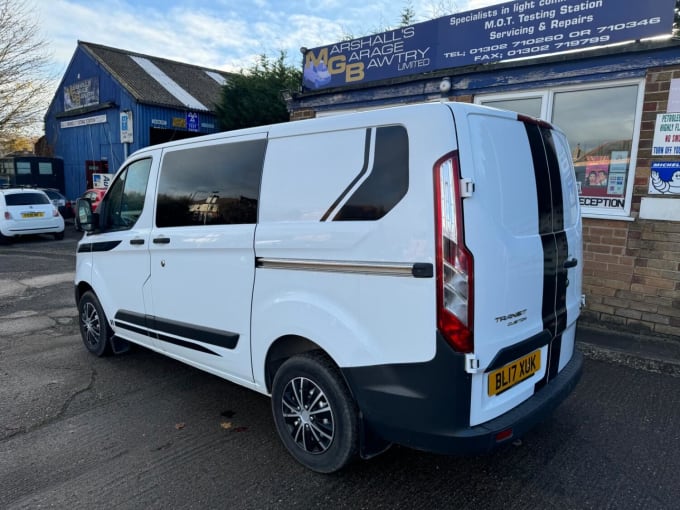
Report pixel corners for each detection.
[302,0,675,91]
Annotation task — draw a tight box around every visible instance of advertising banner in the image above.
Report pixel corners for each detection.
[64,77,100,111]
[302,0,675,91]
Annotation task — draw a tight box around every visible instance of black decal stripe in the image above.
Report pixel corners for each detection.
[543,129,569,382]
[156,332,220,355]
[542,129,569,342]
[525,123,553,235]
[114,321,150,337]
[114,310,238,351]
[548,334,563,380]
[320,129,372,221]
[77,240,122,253]
[525,123,557,340]
[541,127,565,232]
[334,125,409,221]
[523,121,572,390]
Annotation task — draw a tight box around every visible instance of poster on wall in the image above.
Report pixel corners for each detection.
[652,113,680,156]
[575,145,629,210]
[302,0,675,91]
[649,161,680,194]
[64,77,100,111]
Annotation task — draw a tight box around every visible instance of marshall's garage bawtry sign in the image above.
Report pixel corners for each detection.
[302,0,675,91]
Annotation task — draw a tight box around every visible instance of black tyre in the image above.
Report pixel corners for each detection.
[78,291,112,356]
[271,351,359,473]
[54,231,64,240]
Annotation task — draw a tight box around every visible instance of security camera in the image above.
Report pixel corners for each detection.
[439,77,451,93]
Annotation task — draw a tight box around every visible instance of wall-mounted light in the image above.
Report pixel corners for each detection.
[439,77,452,93]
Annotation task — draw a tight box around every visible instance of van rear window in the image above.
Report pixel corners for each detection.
[156,139,266,228]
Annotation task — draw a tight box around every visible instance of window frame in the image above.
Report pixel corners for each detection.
[100,157,152,232]
[475,78,645,220]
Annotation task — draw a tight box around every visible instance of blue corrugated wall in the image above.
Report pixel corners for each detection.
[44,45,220,200]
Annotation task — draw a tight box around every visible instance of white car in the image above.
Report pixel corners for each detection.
[0,188,65,243]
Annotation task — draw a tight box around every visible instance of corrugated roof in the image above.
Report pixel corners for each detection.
[79,41,232,112]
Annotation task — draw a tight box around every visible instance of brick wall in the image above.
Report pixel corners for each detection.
[580,65,680,340]
[581,218,680,338]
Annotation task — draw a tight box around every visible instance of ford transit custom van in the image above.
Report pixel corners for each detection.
[75,102,583,473]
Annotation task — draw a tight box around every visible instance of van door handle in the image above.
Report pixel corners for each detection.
[564,258,578,269]
[153,237,170,244]
[130,239,144,245]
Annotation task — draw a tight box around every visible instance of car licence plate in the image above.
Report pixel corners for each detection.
[487,350,541,396]
[21,211,44,218]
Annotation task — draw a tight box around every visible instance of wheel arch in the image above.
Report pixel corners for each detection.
[75,280,95,306]
[264,335,325,393]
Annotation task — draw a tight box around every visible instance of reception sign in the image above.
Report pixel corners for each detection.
[302,0,675,91]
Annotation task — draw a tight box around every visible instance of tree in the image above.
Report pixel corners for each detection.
[399,1,417,27]
[215,52,302,131]
[0,0,53,154]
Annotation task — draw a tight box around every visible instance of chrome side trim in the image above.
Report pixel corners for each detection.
[257,257,418,277]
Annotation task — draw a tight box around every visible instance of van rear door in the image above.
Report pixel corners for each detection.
[449,104,582,426]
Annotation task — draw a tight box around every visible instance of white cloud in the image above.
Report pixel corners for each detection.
[38,0,506,75]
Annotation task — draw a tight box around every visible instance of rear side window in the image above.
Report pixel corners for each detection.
[156,139,266,228]
[5,192,50,206]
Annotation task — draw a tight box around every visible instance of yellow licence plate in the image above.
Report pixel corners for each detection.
[21,211,44,218]
[488,350,541,396]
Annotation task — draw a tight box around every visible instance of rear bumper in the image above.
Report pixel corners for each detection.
[342,334,583,455]
[1,219,64,236]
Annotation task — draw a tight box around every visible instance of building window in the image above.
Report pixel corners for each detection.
[38,162,53,175]
[476,79,644,219]
[16,162,31,175]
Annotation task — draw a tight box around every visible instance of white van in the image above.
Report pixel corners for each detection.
[75,102,583,473]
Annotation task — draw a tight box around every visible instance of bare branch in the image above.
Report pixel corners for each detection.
[0,0,55,151]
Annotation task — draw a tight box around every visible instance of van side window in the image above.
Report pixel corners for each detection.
[156,140,266,228]
[102,158,152,231]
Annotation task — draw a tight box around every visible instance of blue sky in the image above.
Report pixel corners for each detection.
[38,0,503,75]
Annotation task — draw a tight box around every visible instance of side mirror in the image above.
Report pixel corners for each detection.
[75,198,95,232]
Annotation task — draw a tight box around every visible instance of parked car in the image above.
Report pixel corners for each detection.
[79,188,107,212]
[0,188,65,243]
[41,188,74,219]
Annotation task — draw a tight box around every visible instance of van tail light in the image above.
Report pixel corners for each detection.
[4,211,10,220]
[434,151,474,353]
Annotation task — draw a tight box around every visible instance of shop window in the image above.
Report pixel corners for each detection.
[476,80,643,219]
